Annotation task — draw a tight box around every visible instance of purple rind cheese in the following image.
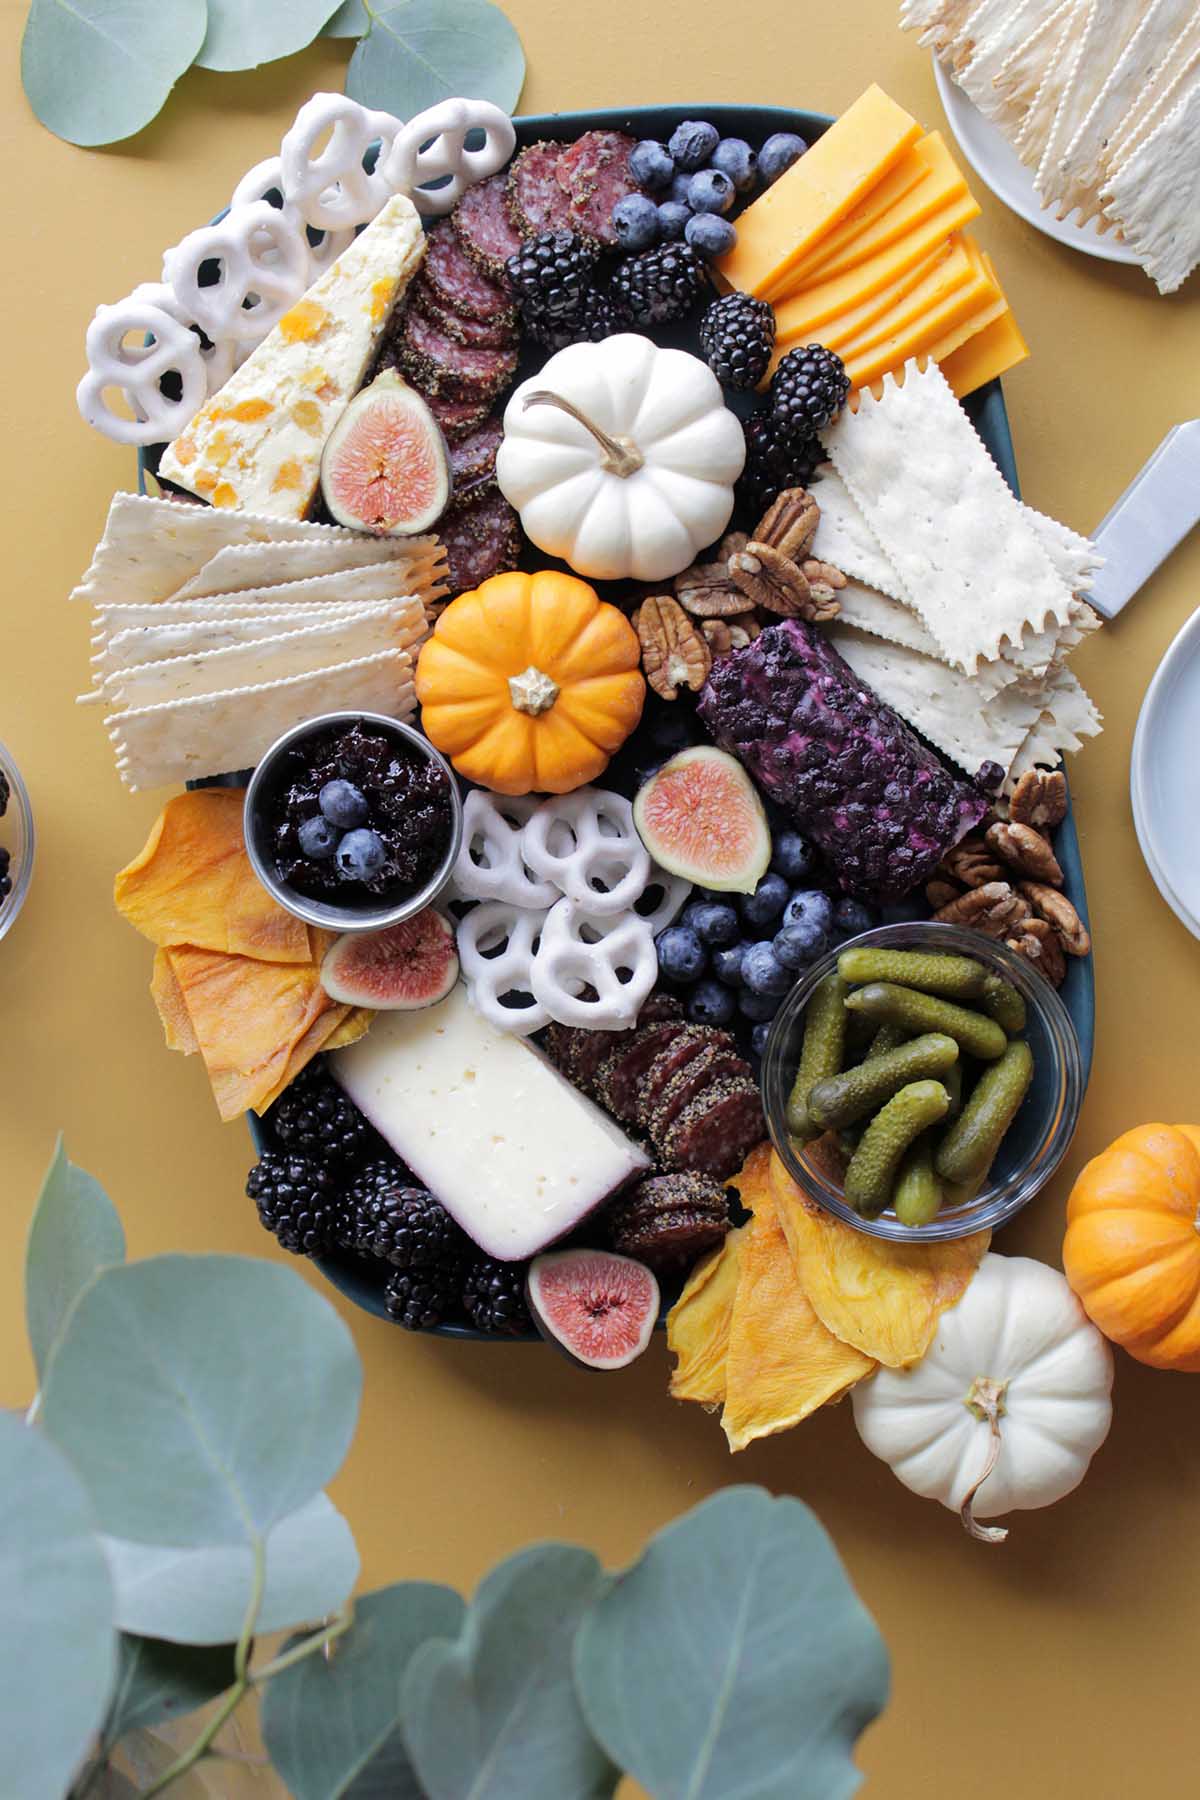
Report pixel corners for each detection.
[697,619,987,904]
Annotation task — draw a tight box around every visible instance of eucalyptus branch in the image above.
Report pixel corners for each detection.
[251,1604,355,1684]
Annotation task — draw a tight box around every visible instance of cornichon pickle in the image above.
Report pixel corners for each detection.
[844,982,1008,1061]
[786,973,850,1140]
[935,1040,1035,1186]
[943,1058,964,1120]
[893,1135,943,1227]
[845,1080,951,1217]
[865,1022,908,1061]
[838,946,988,1000]
[808,1032,959,1129]
[980,971,1027,1035]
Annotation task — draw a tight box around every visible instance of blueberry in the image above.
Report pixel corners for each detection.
[688,979,737,1028]
[759,131,807,184]
[770,829,817,883]
[681,900,740,946]
[710,136,757,193]
[668,119,720,171]
[687,168,736,215]
[611,193,659,251]
[711,940,748,987]
[742,940,793,998]
[630,138,675,190]
[739,987,782,1022]
[319,778,368,829]
[833,898,877,938]
[669,171,696,207]
[740,871,791,930]
[685,213,736,259]
[656,925,706,983]
[656,200,691,242]
[336,828,386,880]
[750,1020,773,1058]
[297,815,339,860]
[774,922,825,970]
[783,888,834,935]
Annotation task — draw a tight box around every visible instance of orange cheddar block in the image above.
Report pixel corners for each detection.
[841,238,1001,389]
[773,234,974,355]
[717,85,922,296]
[940,308,1030,397]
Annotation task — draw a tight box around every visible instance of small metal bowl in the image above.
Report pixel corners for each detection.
[0,739,34,944]
[243,710,463,934]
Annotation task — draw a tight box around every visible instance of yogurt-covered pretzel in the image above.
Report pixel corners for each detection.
[76,290,211,447]
[637,867,693,935]
[280,93,405,231]
[230,157,356,282]
[457,900,554,1036]
[163,201,313,348]
[449,792,560,909]
[380,98,516,216]
[530,901,657,1031]
[523,789,652,916]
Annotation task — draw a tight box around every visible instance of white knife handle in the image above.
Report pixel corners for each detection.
[1087,421,1200,620]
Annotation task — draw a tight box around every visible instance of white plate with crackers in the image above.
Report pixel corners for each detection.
[1131,602,1200,941]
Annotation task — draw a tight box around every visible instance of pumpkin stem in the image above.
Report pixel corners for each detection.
[508,665,560,716]
[521,389,645,478]
[960,1375,1010,1545]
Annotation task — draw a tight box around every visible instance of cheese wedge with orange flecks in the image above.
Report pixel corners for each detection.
[159,194,425,518]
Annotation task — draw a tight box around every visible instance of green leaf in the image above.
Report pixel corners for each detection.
[574,1486,891,1800]
[325,0,370,33]
[21,0,207,149]
[402,1546,617,1800]
[342,1728,425,1798]
[104,1492,360,1644]
[102,1635,236,1747]
[262,1582,463,1799]
[346,0,524,118]
[42,1254,362,1548]
[197,0,351,72]
[25,1138,125,1384]
[0,1412,116,1800]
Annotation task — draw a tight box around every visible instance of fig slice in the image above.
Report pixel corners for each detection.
[525,1248,660,1370]
[320,370,451,535]
[321,908,458,1009]
[633,745,771,895]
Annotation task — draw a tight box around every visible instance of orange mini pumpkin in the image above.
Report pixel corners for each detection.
[1064,1124,1200,1372]
[415,569,645,795]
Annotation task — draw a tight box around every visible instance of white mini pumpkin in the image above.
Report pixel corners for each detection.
[496,333,746,583]
[852,1254,1113,1542]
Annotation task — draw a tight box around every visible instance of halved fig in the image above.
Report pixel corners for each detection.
[320,370,450,535]
[633,745,770,895]
[321,909,458,1009]
[525,1248,660,1370]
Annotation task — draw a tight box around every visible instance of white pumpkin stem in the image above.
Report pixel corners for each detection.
[521,389,644,478]
[960,1375,1010,1545]
[508,665,560,716]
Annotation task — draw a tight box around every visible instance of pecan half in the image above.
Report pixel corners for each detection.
[701,613,762,659]
[1009,768,1068,831]
[717,530,749,563]
[635,594,712,700]
[926,878,963,910]
[801,558,848,605]
[985,820,1064,886]
[932,880,1030,938]
[939,834,1005,889]
[1019,881,1091,956]
[673,557,748,619]
[753,488,820,562]
[730,541,837,619]
[1006,917,1066,987]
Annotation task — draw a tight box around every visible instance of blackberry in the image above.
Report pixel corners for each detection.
[247,1152,346,1256]
[267,1061,370,1165]
[699,293,776,391]
[529,286,621,352]
[505,230,599,326]
[345,1156,409,1245]
[360,1182,466,1271]
[462,1257,532,1336]
[611,242,709,326]
[735,407,821,519]
[769,344,850,442]
[384,1263,462,1331]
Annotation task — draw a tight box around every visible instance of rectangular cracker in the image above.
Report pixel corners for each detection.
[107,651,416,790]
[1012,0,1089,163]
[834,580,1019,699]
[1102,14,1200,178]
[1034,0,1146,196]
[169,562,430,613]
[957,0,1056,113]
[172,534,445,600]
[93,598,426,683]
[989,0,1076,128]
[1101,81,1200,293]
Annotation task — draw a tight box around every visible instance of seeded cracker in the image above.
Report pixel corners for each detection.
[1101,83,1200,294]
[821,361,1075,674]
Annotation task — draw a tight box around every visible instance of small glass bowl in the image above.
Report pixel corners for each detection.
[0,740,35,944]
[244,711,463,934]
[761,921,1083,1243]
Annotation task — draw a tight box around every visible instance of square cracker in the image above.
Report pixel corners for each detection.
[174,533,446,601]
[1101,81,1200,293]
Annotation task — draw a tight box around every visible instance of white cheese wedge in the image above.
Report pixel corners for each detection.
[332,986,650,1261]
[158,193,425,518]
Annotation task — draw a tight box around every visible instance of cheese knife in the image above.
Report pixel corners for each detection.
[1086,420,1200,620]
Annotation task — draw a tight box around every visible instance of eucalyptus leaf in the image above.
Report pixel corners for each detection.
[104,1492,360,1644]
[198,0,351,72]
[325,0,370,33]
[403,1545,617,1800]
[20,0,207,148]
[342,1727,426,1798]
[345,0,524,118]
[574,1486,890,1800]
[25,1138,124,1384]
[263,1581,463,1799]
[102,1635,236,1747]
[0,1412,116,1800]
[42,1255,361,1549]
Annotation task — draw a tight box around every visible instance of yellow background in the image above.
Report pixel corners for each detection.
[2,1,1199,1793]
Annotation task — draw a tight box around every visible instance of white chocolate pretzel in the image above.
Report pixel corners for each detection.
[163,201,312,348]
[76,289,211,447]
[457,901,554,1036]
[449,791,560,909]
[522,789,652,915]
[530,901,658,1031]
[380,98,516,216]
[230,157,356,282]
[279,93,406,231]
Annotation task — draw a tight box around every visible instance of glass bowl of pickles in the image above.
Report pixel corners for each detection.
[761,922,1084,1242]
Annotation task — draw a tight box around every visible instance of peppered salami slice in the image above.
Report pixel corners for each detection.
[508,142,577,236]
[398,309,518,402]
[636,1026,716,1129]
[440,489,521,596]
[557,129,638,194]
[452,170,525,276]
[410,280,516,351]
[665,1080,765,1179]
[596,1018,690,1123]
[447,417,504,504]
[422,221,516,325]
[648,1041,753,1142]
[427,392,494,443]
[559,130,641,246]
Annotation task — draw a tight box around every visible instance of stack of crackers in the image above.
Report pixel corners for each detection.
[902,0,1200,292]
[72,494,448,790]
[817,358,1102,793]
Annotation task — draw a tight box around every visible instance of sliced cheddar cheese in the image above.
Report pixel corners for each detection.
[773,229,975,356]
[717,85,922,296]
[940,307,1030,398]
[830,235,978,361]
[841,237,1001,389]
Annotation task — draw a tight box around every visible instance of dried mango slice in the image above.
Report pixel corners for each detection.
[668,1226,748,1407]
[324,1007,374,1052]
[150,947,198,1055]
[115,789,310,964]
[769,1150,989,1368]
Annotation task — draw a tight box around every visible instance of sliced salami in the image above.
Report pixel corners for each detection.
[398,309,518,403]
[559,130,641,246]
[507,142,576,236]
[596,1018,690,1123]
[557,129,637,194]
[647,1041,751,1141]
[665,1080,765,1179]
[452,170,524,277]
[636,1026,715,1129]
[440,489,521,597]
[427,392,494,443]
[448,417,504,505]
[422,221,516,325]
[410,279,516,351]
